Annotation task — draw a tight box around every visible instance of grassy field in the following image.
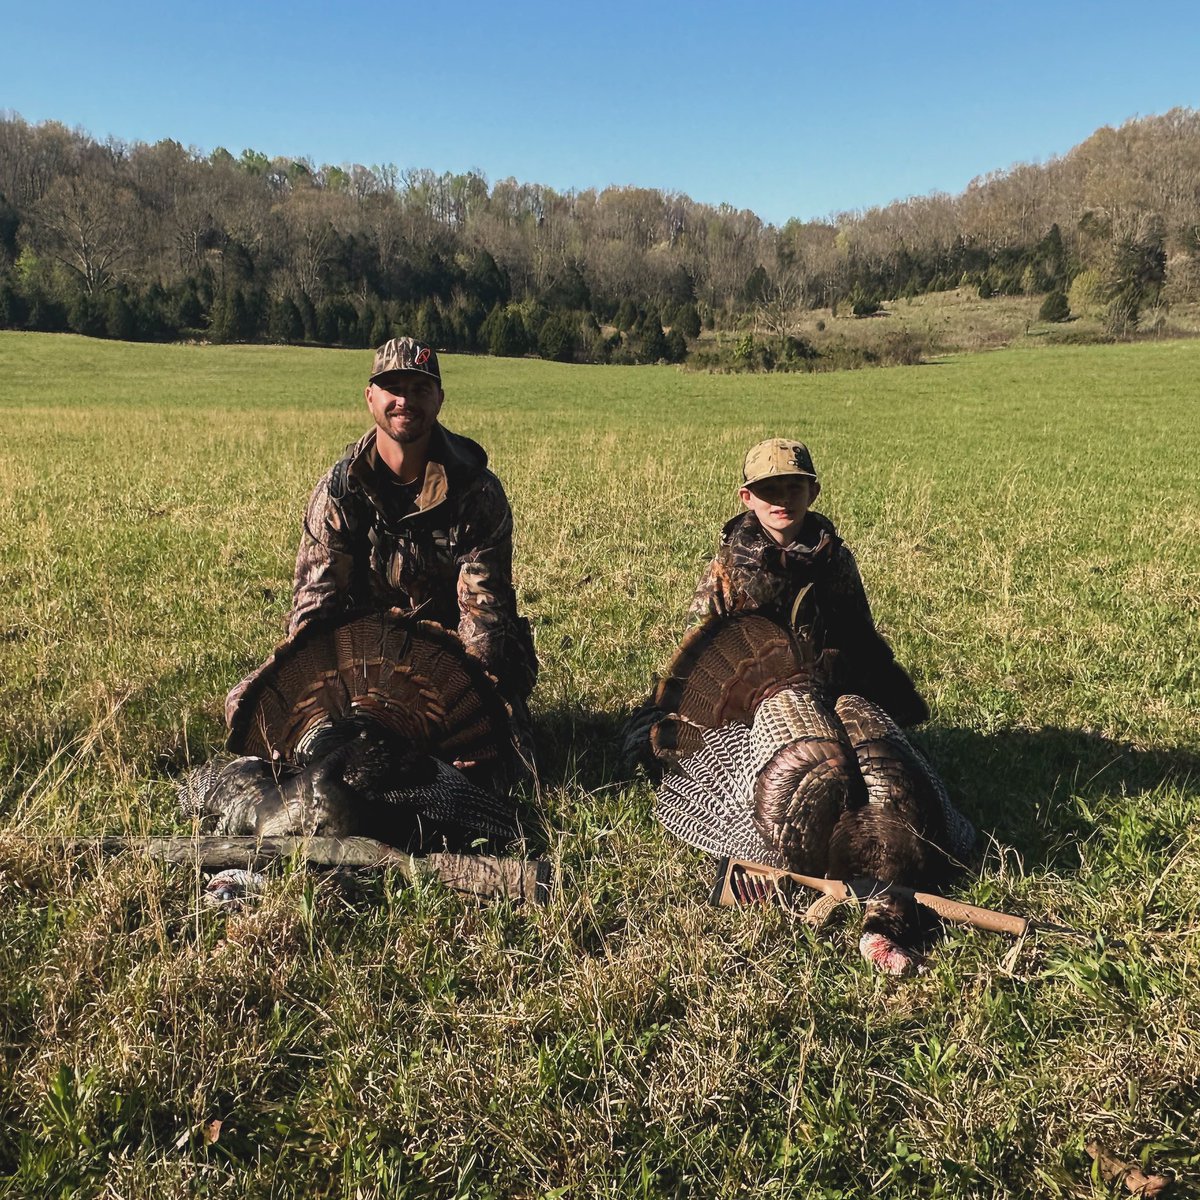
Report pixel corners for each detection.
[1,330,1198,1198]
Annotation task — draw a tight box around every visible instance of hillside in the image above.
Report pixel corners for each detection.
[1,110,1199,363]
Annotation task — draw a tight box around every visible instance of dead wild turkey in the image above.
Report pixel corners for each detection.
[649,614,974,975]
[178,610,526,852]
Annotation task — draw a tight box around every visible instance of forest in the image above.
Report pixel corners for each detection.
[1,107,1198,365]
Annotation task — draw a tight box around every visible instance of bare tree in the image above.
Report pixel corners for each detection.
[755,272,806,336]
[31,171,138,293]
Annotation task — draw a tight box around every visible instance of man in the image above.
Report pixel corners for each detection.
[688,437,927,726]
[285,335,536,708]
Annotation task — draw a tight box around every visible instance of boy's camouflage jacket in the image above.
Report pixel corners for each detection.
[289,424,537,701]
[688,510,929,726]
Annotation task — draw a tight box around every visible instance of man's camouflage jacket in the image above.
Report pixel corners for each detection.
[290,423,536,700]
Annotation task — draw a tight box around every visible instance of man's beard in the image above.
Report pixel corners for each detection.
[376,412,429,445]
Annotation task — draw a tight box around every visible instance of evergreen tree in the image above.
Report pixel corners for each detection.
[210,286,254,342]
[269,296,304,343]
[465,248,510,309]
[317,300,340,345]
[337,301,361,346]
[740,265,769,306]
[0,279,29,328]
[138,283,171,340]
[544,263,590,310]
[639,314,668,363]
[1036,223,1069,292]
[537,312,576,361]
[67,292,106,337]
[369,306,390,346]
[0,195,19,260]
[673,302,702,339]
[413,299,448,347]
[664,328,688,363]
[25,291,69,332]
[850,287,881,317]
[357,300,379,347]
[614,299,638,331]
[479,303,504,350]
[445,292,485,351]
[104,290,136,340]
[296,292,317,342]
[173,280,204,331]
[487,306,528,357]
[1038,290,1070,323]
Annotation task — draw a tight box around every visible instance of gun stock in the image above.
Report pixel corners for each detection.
[713,857,1080,940]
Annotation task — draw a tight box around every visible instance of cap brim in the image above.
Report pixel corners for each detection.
[370,367,441,387]
[741,469,818,488]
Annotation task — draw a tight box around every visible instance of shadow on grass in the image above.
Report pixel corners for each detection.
[530,705,630,796]
[917,725,1200,872]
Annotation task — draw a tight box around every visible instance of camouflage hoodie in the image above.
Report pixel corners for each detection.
[289,423,536,701]
[687,510,928,726]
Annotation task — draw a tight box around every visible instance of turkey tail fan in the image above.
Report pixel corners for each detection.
[750,687,846,771]
[652,615,810,734]
[226,609,517,784]
[654,723,782,866]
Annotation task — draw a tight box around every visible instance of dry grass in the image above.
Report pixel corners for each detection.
[696,288,1200,365]
[0,332,1198,1197]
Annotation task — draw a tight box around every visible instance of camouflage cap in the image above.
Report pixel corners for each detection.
[742,438,818,486]
[369,336,441,385]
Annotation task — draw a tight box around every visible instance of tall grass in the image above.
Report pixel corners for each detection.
[0,332,1197,1197]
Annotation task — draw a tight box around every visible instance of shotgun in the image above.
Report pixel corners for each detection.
[32,835,551,907]
[711,856,1084,939]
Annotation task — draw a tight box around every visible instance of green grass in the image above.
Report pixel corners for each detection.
[1,331,1198,1197]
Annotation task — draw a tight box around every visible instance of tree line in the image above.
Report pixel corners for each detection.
[1,108,1197,363]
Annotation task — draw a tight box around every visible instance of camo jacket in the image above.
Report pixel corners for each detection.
[289,423,537,701]
[687,510,929,726]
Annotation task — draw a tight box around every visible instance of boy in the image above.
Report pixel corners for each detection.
[644,438,969,974]
[688,438,928,727]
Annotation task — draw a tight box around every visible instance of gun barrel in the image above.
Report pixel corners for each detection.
[32,836,550,906]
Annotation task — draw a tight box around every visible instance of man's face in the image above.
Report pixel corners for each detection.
[365,373,444,445]
[739,476,819,545]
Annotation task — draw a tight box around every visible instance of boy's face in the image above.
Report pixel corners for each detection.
[739,476,819,545]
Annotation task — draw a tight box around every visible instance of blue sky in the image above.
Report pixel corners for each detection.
[3,0,1197,226]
